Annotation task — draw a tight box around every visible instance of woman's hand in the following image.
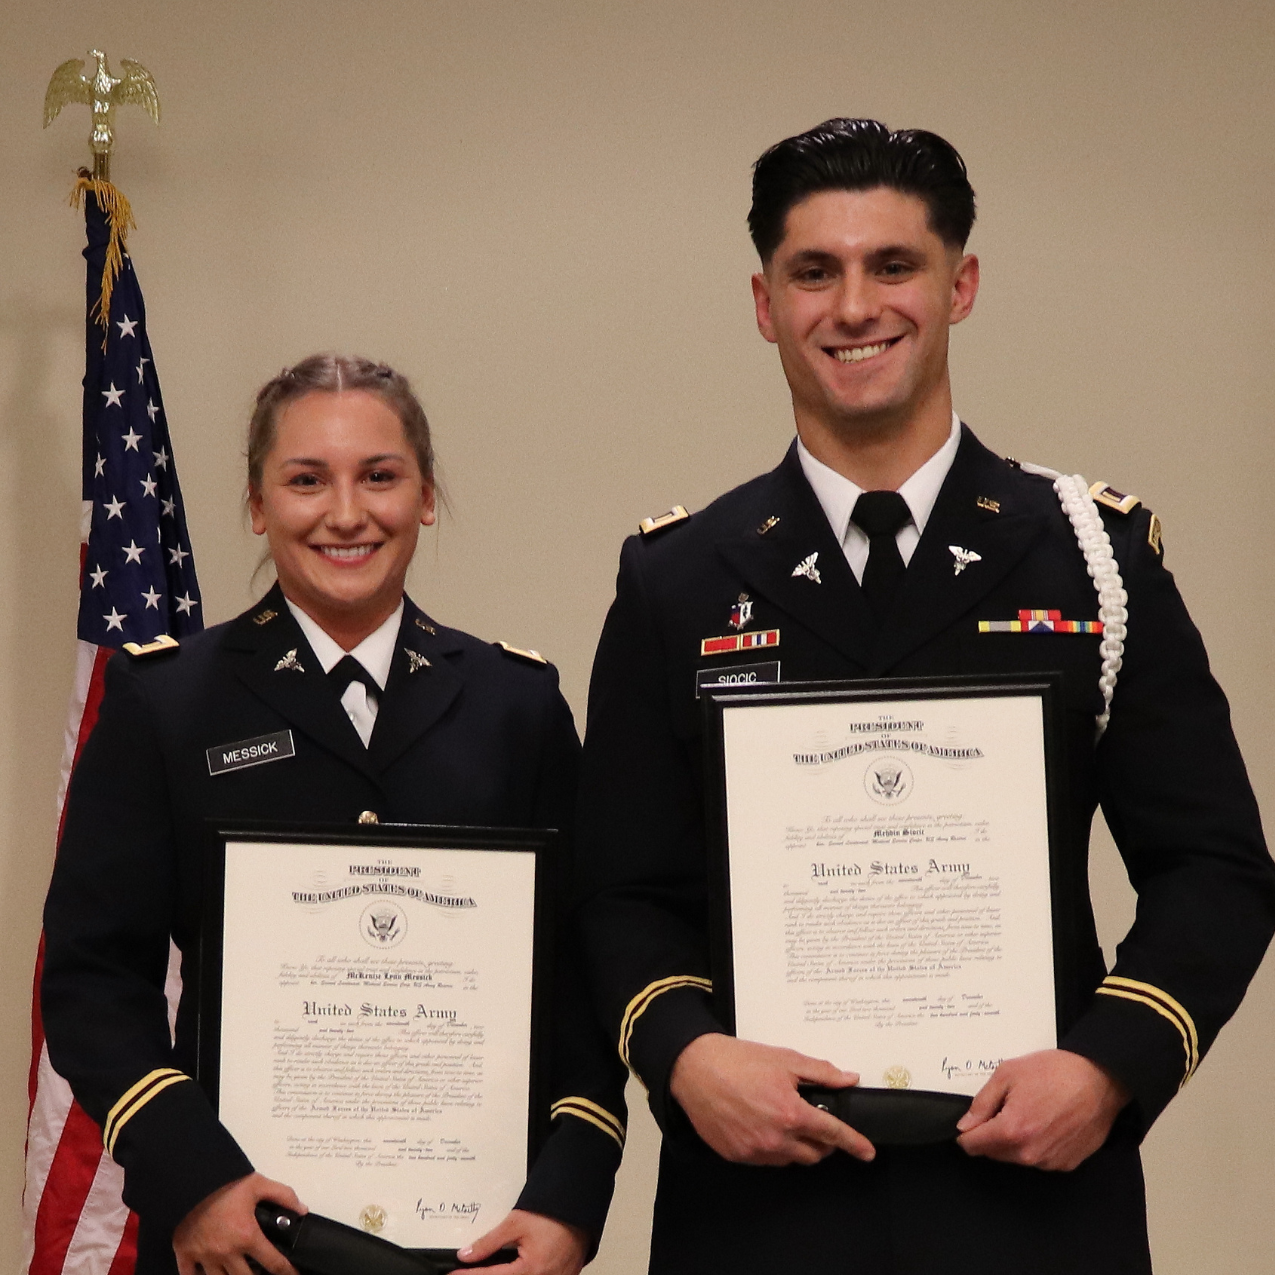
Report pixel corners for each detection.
[457,1208,589,1275]
[172,1172,305,1275]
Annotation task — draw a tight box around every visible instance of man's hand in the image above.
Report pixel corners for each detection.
[669,1032,874,1165]
[956,1049,1131,1171]
[172,1172,305,1275]
[456,1209,589,1275]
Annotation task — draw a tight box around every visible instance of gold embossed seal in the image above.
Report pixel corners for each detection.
[883,1065,911,1090]
[359,1204,387,1233]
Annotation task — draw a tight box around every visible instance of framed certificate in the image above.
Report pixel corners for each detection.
[198,822,556,1257]
[703,675,1066,1111]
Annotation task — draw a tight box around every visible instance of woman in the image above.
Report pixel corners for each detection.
[42,355,625,1275]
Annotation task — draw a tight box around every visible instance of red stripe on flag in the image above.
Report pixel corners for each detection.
[106,1214,138,1275]
[54,648,111,849]
[29,1105,109,1275]
[74,647,111,769]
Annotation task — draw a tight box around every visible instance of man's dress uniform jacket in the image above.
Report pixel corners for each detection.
[575,427,1275,1274]
[43,586,627,1273]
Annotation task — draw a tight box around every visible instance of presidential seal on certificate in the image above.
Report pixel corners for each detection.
[198,823,554,1258]
[703,675,1064,1142]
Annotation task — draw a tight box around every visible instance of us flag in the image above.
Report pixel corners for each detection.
[22,183,201,1275]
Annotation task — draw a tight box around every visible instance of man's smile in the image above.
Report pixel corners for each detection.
[829,337,903,364]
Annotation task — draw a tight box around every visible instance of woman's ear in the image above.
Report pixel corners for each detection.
[248,487,268,536]
[421,482,437,528]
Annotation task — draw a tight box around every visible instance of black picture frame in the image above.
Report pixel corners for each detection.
[702,673,1070,1059]
[198,819,558,1263]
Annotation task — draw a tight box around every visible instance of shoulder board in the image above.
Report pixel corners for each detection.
[1089,482,1141,515]
[496,641,548,666]
[638,505,690,536]
[123,634,180,659]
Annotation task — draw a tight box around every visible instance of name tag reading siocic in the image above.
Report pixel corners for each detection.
[207,730,295,777]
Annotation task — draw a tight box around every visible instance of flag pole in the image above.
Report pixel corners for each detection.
[26,53,202,1275]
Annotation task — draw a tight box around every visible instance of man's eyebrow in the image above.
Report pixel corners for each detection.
[786,248,841,268]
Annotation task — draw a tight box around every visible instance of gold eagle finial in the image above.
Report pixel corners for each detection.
[44,50,160,181]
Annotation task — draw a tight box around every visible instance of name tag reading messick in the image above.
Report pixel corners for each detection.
[207,730,296,777]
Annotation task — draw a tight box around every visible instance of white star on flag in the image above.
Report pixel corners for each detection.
[175,592,198,615]
[102,383,124,408]
[153,446,169,469]
[122,541,145,564]
[104,496,125,519]
[161,497,175,517]
[140,476,158,498]
[141,586,162,609]
[89,564,108,588]
[169,545,190,567]
[103,607,126,631]
[116,315,138,338]
[122,427,142,452]
[94,454,106,477]
[136,357,150,383]
[146,399,159,422]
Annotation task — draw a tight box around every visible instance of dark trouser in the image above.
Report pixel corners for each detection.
[650,1129,1151,1275]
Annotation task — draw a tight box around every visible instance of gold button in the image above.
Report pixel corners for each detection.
[357,810,379,825]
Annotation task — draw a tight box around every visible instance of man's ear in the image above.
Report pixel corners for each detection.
[752,271,779,344]
[950,253,980,325]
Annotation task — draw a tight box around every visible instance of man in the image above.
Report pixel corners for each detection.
[575,119,1275,1273]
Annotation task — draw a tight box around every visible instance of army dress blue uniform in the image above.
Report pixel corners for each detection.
[42,583,627,1274]
[575,426,1275,1274]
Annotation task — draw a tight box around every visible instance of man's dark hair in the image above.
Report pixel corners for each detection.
[748,118,976,262]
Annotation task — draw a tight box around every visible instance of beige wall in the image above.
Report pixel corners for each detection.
[2,1,1273,1270]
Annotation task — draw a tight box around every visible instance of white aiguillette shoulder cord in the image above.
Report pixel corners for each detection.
[1018,463,1129,739]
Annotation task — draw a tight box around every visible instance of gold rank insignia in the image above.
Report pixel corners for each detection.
[1147,513,1163,555]
[123,634,179,658]
[639,505,690,536]
[1089,482,1142,515]
[497,641,547,665]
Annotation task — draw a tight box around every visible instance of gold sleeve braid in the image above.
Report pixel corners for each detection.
[618,975,713,1069]
[1095,976,1199,1088]
[103,1068,192,1155]
[550,1096,626,1148]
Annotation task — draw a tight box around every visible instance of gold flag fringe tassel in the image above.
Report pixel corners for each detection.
[70,173,136,351]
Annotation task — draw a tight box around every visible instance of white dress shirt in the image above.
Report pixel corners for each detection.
[286,598,404,747]
[796,411,962,584]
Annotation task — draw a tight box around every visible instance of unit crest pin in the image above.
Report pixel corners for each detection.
[729,594,753,632]
[949,545,981,577]
[792,552,822,584]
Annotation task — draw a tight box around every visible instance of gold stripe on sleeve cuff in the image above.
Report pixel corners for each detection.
[1096,976,1199,1087]
[618,975,713,1069]
[104,1069,192,1154]
[551,1097,626,1147]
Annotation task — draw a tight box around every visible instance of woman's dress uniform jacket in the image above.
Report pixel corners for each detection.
[575,426,1275,1274]
[42,585,627,1273]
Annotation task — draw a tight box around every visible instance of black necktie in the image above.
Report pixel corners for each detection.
[329,655,379,700]
[852,490,912,618]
